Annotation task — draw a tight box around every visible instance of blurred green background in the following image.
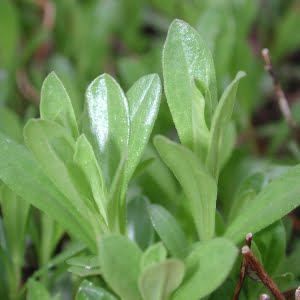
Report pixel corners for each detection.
[1,0,300,142]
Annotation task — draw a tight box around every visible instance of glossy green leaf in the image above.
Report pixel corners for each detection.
[67,254,101,277]
[84,74,130,186]
[206,71,245,178]
[172,238,238,300]
[139,259,185,300]
[125,74,162,183]
[76,280,117,300]
[225,164,300,243]
[140,242,167,271]
[99,235,143,300]
[0,133,96,251]
[163,19,217,150]
[40,72,79,139]
[148,204,189,258]
[127,196,155,250]
[154,136,217,241]
[74,135,108,224]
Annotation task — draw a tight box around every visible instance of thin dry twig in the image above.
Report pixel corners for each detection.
[261,48,300,144]
[242,246,286,300]
[232,233,253,300]
[16,70,40,104]
[36,0,56,30]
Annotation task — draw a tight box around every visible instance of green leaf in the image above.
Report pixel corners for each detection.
[0,133,96,251]
[24,120,81,208]
[48,54,82,120]
[106,157,127,233]
[31,242,85,279]
[206,71,245,178]
[67,255,101,277]
[148,204,189,258]
[0,185,30,298]
[273,6,300,61]
[140,242,167,271]
[225,164,300,243]
[127,196,155,250]
[154,136,217,241]
[99,235,143,300]
[172,238,238,300]
[74,135,108,225]
[162,19,217,150]
[125,74,162,183]
[26,279,58,300]
[40,72,79,139]
[0,0,19,69]
[228,172,264,222]
[279,240,300,277]
[76,280,117,300]
[139,145,179,208]
[254,221,286,275]
[139,259,185,300]
[0,107,23,142]
[84,74,130,186]
[23,120,103,233]
[1,185,30,271]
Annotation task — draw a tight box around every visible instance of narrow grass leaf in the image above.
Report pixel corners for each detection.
[127,196,155,250]
[74,135,108,224]
[0,133,96,251]
[206,71,245,179]
[225,164,300,243]
[154,136,217,241]
[148,204,189,258]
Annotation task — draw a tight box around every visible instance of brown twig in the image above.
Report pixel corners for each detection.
[16,70,40,104]
[242,246,286,300]
[261,48,300,145]
[232,233,253,300]
[246,232,253,247]
[36,0,55,30]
